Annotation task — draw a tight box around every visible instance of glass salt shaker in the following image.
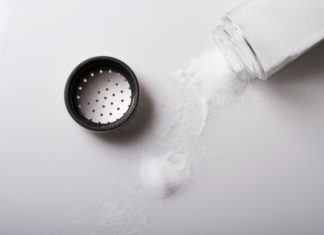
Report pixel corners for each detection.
[213,0,324,80]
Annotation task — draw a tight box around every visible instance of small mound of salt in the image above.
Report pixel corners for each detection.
[140,151,191,197]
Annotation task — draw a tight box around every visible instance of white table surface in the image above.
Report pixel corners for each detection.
[1,0,324,234]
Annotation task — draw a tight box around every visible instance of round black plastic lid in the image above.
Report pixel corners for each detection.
[64,56,140,132]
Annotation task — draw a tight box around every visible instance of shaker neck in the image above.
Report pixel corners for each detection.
[213,17,267,80]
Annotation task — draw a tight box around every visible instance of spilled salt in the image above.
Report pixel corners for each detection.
[139,49,247,199]
[140,151,191,197]
[174,49,247,134]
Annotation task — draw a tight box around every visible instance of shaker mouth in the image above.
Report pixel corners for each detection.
[213,17,267,80]
[213,25,248,80]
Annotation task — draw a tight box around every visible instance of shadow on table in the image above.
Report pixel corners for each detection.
[240,41,324,112]
[91,82,154,145]
[267,41,324,92]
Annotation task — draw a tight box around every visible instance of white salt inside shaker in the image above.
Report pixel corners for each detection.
[213,0,324,80]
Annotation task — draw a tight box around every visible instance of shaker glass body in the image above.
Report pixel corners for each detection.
[214,0,324,80]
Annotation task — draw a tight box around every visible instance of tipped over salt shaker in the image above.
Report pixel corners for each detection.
[213,0,324,80]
